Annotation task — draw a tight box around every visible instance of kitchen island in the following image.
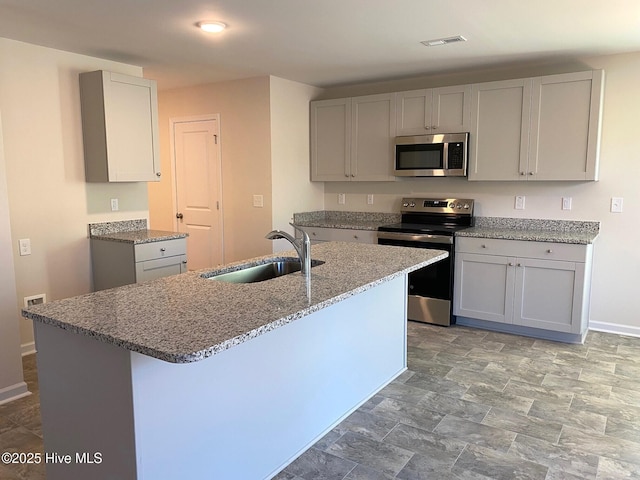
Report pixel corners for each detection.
[23,242,447,480]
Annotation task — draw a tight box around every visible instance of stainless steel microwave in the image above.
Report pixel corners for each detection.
[394,132,468,177]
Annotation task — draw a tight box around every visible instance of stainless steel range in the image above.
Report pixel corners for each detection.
[377,197,474,326]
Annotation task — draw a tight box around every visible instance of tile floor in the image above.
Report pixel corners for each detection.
[1,322,640,479]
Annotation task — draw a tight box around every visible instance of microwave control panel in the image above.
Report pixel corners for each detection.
[447,143,465,169]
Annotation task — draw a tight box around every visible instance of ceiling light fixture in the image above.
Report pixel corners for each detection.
[198,21,227,33]
[421,35,467,47]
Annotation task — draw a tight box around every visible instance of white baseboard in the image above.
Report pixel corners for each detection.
[0,381,31,406]
[21,341,36,356]
[589,321,640,338]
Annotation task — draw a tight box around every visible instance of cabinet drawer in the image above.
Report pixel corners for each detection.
[134,238,187,262]
[456,237,588,262]
[306,227,334,242]
[331,229,377,244]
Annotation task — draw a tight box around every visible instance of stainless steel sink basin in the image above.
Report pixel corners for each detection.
[206,258,324,284]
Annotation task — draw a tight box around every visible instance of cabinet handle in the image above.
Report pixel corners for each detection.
[311,232,317,236]
[351,174,356,177]
[546,249,553,253]
[160,248,166,252]
[508,262,514,266]
[156,172,162,177]
[425,126,431,130]
[481,244,487,248]
[353,235,359,239]
[345,174,349,178]
[517,263,522,267]
[520,172,526,176]
[182,260,187,264]
[528,172,534,176]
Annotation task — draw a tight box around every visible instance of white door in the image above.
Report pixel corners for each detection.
[173,117,223,270]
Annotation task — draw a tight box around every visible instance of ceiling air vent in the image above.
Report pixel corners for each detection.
[421,35,467,47]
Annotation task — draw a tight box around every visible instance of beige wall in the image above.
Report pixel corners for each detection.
[0,38,149,351]
[0,110,26,402]
[148,76,325,262]
[320,52,640,335]
[270,76,324,251]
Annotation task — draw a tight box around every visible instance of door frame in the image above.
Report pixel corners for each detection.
[168,114,225,265]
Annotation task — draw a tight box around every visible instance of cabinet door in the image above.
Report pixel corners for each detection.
[468,79,532,181]
[135,255,188,283]
[396,90,430,136]
[351,93,396,181]
[310,99,351,181]
[529,71,604,181]
[431,85,471,133]
[513,258,583,333]
[80,71,160,182]
[454,253,515,323]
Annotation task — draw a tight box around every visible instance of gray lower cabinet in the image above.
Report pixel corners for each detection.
[453,237,593,336]
[91,238,187,291]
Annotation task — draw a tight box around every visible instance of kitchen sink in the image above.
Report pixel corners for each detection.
[206,258,324,284]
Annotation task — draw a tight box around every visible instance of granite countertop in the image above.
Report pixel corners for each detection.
[293,211,400,231]
[22,242,446,364]
[91,229,188,244]
[457,217,600,245]
[88,218,187,244]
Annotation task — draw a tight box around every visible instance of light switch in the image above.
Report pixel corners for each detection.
[253,195,264,208]
[611,197,623,213]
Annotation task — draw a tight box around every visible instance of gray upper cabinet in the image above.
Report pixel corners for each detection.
[310,94,396,181]
[529,71,604,181]
[80,70,161,182]
[396,85,471,136]
[469,70,604,181]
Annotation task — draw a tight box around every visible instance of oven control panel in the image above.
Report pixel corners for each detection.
[401,198,474,215]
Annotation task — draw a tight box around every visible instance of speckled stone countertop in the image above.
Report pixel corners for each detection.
[22,242,446,364]
[457,217,600,244]
[89,219,187,244]
[293,211,400,230]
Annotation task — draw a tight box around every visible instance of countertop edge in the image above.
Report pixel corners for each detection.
[90,229,188,244]
[455,229,599,245]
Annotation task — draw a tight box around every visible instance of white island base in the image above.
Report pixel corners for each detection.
[35,276,407,479]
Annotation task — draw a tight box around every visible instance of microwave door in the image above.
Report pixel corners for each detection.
[395,143,445,176]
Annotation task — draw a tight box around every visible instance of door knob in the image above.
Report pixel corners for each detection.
[176,213,184,219]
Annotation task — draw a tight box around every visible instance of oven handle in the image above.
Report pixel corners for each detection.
[377,231,454,245]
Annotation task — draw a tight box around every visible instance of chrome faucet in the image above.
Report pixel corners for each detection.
[265,223,311,275]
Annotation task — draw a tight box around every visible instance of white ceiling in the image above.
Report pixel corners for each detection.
[1,0,639,90]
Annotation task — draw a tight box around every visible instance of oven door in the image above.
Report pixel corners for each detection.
[377,232,454,326]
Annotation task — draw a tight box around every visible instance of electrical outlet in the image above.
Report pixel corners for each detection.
[24,294,46,308]
[562,197,572,210]
[515,196,525,210]
[338,193,346,205]
[367,194,374,205]
[252,194,264,208]
[110,198,119,211]
[611,197,623,213]
[18,238,31,256]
